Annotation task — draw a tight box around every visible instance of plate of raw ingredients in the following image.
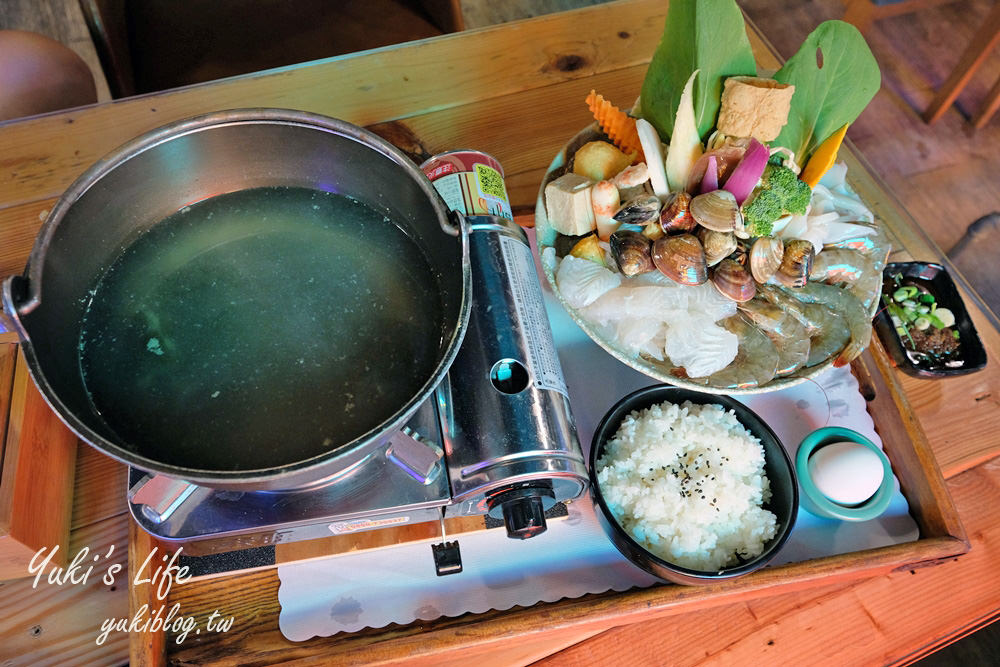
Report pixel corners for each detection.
[536,2,890,394]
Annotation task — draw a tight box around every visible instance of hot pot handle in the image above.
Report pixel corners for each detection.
[0,275,28,337]
[441,209,465,237]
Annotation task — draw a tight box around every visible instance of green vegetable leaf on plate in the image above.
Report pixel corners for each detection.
[773,20,881,161]
[640,0,756,141]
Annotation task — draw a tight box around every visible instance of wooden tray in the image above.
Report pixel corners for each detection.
[0,335,78,582]
[146,331,967,665]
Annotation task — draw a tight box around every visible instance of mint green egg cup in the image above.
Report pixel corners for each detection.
[796,427,895,521]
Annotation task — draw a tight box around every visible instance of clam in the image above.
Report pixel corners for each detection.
[612,194,661,226]
[749,236,784,283]
[609,230,654,276]
[775,239,814,288]
[711,259,756,302]
[698,228,737,267]
[690,189,742,233]
[658,192,697,234]
[651,234,708,286]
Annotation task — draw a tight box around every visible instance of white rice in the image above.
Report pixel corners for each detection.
[596,400,777,572]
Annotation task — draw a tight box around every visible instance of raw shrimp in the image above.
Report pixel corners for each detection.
[757,283,820,334]
[738,298,811,376]
[787,282,872,367]
[810,247,880,310]
[802,303,850,367]
[685,314,779,389]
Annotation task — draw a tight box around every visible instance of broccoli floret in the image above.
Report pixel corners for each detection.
[740,164,813,236]
[742,189,783,237]
[763,164,812,215]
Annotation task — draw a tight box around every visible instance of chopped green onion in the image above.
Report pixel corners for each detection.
[935,308,955,328]
[893,288,909,302]
[914,316,930,330]
[953,330,961,339]
[918,305,930,314]
[919,293,934,304]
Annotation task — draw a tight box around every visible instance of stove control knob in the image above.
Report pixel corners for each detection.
[501,494,547,540]
[486,485,554,539]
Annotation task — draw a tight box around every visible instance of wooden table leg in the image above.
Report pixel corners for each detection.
[972,74,1000,129]
[923,2,1000,124]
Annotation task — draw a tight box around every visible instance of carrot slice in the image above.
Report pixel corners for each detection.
[800,123,849,187]
[586,90,645,162]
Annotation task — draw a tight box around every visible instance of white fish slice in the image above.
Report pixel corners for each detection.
[555,255,621,309]
[581,284,688,325]
[664,316,739,377]
[683,282,737,323]
[615,318,665,358]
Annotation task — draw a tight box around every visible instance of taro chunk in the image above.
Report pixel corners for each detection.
[573,141,634,181]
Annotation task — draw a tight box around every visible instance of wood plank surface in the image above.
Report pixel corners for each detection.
[0,199,53,279]
[534,457,1000,667]
[0,352,77,581]
[0,512,128,665]
[70,445,127,532]
[0,1,996,665]
[0,0,668,208]
[0,342,16,452]
[128,517,166,667]
[164,536,968,666]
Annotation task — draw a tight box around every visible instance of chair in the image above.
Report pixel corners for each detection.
[77,0,462,98]
[842,0,960,33]
[842,0,1000,128]
[921,2,1000,128]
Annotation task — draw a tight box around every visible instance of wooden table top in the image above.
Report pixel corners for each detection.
[0,1,997,664]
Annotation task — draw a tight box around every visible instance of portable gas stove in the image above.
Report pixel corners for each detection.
[128,214,589,574]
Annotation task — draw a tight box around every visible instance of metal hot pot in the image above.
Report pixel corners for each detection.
[1,109,471,491]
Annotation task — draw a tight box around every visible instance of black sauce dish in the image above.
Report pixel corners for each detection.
[874,262,987,378]
[589,385,798,586]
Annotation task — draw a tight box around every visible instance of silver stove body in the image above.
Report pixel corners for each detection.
[128,216,588,556]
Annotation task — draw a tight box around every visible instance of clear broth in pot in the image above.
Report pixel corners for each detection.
[78,186,444,470]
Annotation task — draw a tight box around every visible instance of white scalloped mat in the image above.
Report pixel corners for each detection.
[277,256,918,641]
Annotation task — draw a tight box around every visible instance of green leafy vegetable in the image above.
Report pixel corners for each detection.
[773,20,881,161]
[640,0,756,141]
